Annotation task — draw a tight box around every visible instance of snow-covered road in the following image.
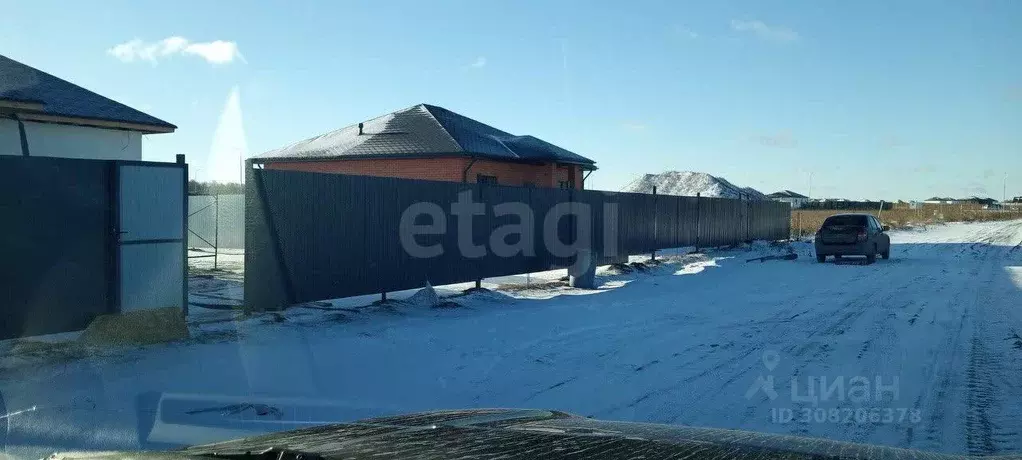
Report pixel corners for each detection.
[3,220,1022,456]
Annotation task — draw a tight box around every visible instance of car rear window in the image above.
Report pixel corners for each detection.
[823,215,867,227]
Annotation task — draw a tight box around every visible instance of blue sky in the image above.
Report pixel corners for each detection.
[2,0,1020,200]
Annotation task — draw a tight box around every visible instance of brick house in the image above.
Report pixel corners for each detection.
[253,104,596,189]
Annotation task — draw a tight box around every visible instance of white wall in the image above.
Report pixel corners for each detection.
[773,197,808,208]
[0,119,142,161]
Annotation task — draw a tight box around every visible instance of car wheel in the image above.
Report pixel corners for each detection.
[881,250,890,260]
[816,254,826,263]
[866,252,876,264]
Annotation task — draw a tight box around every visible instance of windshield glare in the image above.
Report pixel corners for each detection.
[2,1,1021,458]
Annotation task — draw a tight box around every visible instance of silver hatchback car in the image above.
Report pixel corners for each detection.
[814,213,892,264]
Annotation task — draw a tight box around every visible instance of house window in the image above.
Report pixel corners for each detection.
[476,174,498,185]
[558,180,574,189]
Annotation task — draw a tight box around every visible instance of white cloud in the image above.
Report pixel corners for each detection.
[107,37,245,65]
[730,19,799,42]
[673,25,699,39]
[468,56,487,68]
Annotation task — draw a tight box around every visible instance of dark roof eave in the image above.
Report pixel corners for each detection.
[15,112,176,133]
[460,150,597,168]
[0,96,46,104]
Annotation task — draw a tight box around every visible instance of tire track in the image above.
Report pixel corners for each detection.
[857,253,979,449]
[913,220,1022,454]
[963,224,1022,455]
[966,334,995,455]
[915,231,996,452]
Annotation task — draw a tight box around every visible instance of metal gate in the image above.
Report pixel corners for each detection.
[0,155,188,339]
[115,158,188,313]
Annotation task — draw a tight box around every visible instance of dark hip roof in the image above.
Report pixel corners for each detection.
[0,54,176,132]
[254,103,596,169]
[767,190,809,199]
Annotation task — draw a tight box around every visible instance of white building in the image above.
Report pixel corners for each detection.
[0,54,175,160]
[767,190,810,208]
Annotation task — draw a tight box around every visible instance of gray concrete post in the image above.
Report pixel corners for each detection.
[569,248,597,288]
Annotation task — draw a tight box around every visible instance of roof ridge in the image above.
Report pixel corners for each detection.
[260,105,413,156]
[421,103,515,136]
[417,103,466,152]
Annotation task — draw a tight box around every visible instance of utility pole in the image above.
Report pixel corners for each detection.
[1004,172,1008,203]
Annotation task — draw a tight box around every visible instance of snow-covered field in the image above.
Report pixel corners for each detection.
[3,220,1022,457]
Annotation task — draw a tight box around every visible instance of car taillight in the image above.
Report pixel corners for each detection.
[856,229,867,242]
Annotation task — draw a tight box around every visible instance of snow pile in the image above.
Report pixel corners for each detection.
[403,283,441,307]
[741,187,766,199]
[403,283,460,308]
[621,171,766,200]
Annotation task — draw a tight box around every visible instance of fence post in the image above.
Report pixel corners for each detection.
[797,211,802,239]
[746,201,751,242]
[213,193,219,270]
[651,185,657,261]
[178,154,188,317]
[695,192,701,250]
[475,182,483,289]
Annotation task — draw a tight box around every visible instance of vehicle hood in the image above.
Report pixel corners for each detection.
[50,408,1021,460]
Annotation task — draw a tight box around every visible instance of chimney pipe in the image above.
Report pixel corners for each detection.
[358,122,364,135]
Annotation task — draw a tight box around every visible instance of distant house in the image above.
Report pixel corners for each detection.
[767,190,809,208]
[0,54,176,160]
[923,196,997,206]
[964,197,997,206]
[253,104,597,190]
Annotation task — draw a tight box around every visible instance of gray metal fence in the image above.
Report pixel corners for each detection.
[1,155,187,339]
[244,168,791,311]
[188,194,244,250]
[1,156,113,339]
